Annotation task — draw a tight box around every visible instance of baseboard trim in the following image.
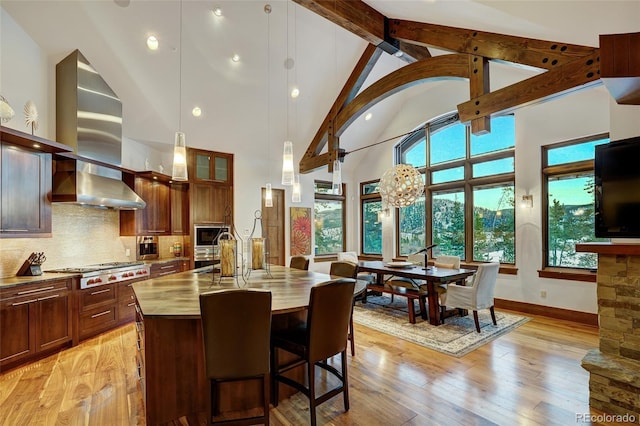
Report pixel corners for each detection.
[495,298,598,327]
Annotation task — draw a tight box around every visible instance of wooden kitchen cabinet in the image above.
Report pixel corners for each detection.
[0,278,73,370]
[170,182,188,235]
[190,183,233,224]
[121,172,188,236]
[0,143,52,237]
[188,148,233,184]
[149,260,182,278]
[0,126,71,238]
[135,176,170,235]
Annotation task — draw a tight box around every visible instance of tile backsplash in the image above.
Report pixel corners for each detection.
[0,204,186,278]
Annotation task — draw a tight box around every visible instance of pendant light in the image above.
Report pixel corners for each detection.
[171,0,188,181]
[292,174,301,203]
[281,2,294,186]
[264,4,273,207]
[290,4,302,203]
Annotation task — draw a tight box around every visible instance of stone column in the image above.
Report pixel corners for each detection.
[577,243,640,423]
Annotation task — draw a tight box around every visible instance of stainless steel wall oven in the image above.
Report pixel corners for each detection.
[193,224,229,268]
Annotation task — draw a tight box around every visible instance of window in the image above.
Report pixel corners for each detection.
[314,181,345,255]
[396,113,515,264]
[542,134,609,270]
[360,181,382,255]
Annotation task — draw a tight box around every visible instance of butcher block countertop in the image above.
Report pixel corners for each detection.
[133,265,365,319]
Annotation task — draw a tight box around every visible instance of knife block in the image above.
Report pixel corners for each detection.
[16,259,43,276]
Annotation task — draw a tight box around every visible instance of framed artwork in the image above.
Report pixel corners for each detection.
[290,207,312,256]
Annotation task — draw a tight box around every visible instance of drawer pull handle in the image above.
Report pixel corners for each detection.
[160,265,175,269]
[127,302,135,307]
[37,294,60,301]
[91,310,111,319]
[18,286,54,295]
[90,288,111,296]
[12,298,38,306]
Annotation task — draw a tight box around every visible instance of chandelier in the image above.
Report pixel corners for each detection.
[379,164,424,208]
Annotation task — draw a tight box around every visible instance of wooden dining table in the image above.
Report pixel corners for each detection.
[357,260,476,326]
[132,265,365,425]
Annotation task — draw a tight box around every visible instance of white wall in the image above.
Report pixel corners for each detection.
[0,10,48,137]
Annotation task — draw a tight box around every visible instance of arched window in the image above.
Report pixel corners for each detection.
[395,113,516,264]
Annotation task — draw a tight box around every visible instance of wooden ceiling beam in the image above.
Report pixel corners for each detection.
[292,0,385,45]
[301,44,382,172]
[334,54,469,135]
[469,55,490,134]
[388,19,597,70]
[457,50,602,123]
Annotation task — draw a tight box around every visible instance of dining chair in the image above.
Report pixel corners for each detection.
[289,255,309,270]
[441,262,500,332]
[270,278,356,426]
[337,252,375,284]
[429,254,461,320]
[330,261,361,355]
[199,289,272,425]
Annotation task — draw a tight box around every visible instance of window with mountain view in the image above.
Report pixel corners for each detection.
[543,135,609,269]
[360,181,382,255]
[396,113,515,263]
[314,181,345,255]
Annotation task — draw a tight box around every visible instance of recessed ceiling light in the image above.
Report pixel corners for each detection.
[146,35,159,51]
[290,88,300,98]
[212,7,222,17]
[231,54,240,62]
[365,113,373,121]
[192,106,202,117]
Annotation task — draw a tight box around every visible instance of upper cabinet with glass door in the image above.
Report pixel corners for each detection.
[188,148,233,184]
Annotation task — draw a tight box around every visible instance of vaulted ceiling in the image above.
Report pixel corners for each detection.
[2,1,638,170]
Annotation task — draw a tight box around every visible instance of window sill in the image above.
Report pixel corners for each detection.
[538,267,596,282]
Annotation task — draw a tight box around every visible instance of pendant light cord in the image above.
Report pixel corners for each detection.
[178,0,183,131]
[345,127,424,156]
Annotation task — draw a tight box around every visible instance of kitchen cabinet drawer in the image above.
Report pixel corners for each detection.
[79,304,118,339]
[150,261,181,278]
[118,298,137,323]
[78,285,117,311]
[0,279,71,300]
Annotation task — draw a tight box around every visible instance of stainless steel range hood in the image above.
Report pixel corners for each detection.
[53,159,146,210]
[53,49,145,210]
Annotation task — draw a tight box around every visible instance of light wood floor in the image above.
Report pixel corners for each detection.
[0,310,626,425]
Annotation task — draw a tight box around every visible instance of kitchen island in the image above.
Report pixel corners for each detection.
[132,265,364,425]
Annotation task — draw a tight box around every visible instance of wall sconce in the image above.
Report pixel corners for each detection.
[521,194,533,208]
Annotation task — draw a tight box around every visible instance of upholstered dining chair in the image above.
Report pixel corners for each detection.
[337,252,375,284]
[429,254,461,319]
[441,262,500,332]
[289,255,309,270]
[329,261,360,356]
[199,289,272,425]
[271,278,355,426]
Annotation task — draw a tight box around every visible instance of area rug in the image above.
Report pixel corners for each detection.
[353,295,530,357]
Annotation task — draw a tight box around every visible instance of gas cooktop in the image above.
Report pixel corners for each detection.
[46,261,150,288]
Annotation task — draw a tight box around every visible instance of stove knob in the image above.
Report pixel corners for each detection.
[108,275,117,281]
[95,278,102,283]
[87,279,95,284]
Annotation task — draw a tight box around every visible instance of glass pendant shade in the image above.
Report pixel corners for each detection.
[281,140,294,185]
[332,159,342,195]
[265,183,273,207]
[292,174,301,203]
[171,131,188,181]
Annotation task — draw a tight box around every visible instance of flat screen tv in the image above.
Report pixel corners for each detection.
[595,135,640,237]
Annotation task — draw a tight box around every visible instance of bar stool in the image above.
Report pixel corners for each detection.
[199,289,272,425]
[270,278,355,426]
